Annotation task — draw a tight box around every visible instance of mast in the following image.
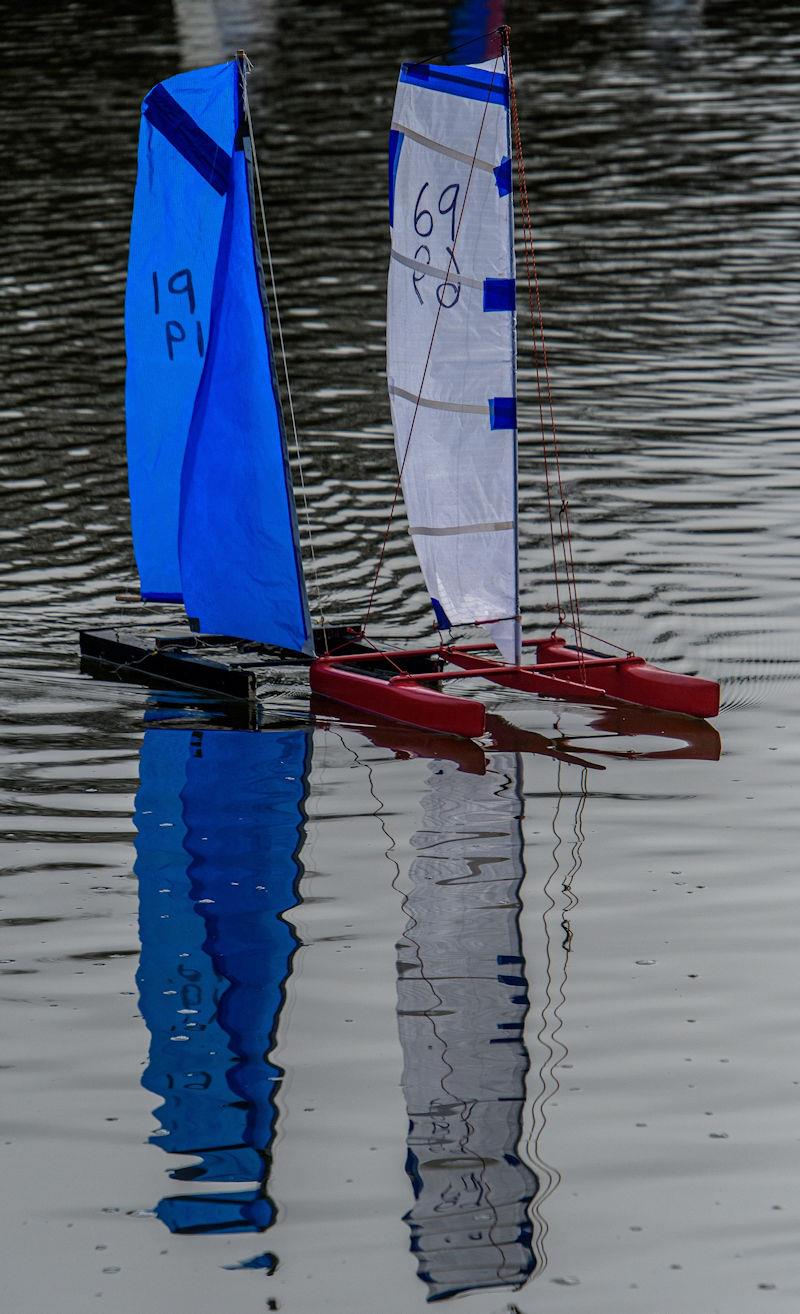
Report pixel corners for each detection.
[501,26,522,667]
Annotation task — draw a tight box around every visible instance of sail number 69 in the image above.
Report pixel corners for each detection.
[412,181,461,309]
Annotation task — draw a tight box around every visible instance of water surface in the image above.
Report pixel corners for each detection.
[2,1,800,1311]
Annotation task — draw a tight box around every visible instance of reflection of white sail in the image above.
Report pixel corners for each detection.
[396,752,537,1301]
[173,0,224,67]
[172,0,278,69]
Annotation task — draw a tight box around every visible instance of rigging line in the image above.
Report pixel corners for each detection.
[528,776,567,1252]
[323,629,407,674]
[526,763,588,1276]
[361,55,502,635]
[578,626,632,655]
[531,771,586,1231]
[239,55,326,627]
[508,64,563,627]
[507,48,586,672]
[512,137,581,652]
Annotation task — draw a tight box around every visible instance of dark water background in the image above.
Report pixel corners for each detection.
[2,1,800,1311]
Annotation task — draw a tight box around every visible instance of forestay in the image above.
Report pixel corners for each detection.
[387,54,521,662]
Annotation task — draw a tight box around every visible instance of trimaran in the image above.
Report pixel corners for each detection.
[80,31,720,738]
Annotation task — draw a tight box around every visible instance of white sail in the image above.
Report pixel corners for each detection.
[387,55,520,662]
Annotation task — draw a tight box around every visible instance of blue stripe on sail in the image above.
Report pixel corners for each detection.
[400,61,509,107]
[494,155,512,197]
[483,277,516,311]
[431,596,452,629]
[140,590,184,603]
[489,396,517,430]
[144,84,233,196]
[388,129,404,228]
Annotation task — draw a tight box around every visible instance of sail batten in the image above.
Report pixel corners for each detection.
[387,54,521,662]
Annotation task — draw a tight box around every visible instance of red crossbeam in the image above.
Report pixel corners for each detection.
[389,655,640,685]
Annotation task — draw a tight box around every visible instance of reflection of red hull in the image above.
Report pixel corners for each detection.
[310,635,720,740]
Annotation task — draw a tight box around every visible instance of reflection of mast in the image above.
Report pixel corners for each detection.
[134,725,310,1246]
[526,763,588,1275]
[396,752,538,1301]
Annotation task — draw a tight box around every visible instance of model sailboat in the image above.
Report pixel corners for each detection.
[82,38,719,737]
[311,30,720,733]
[81,52,361,701]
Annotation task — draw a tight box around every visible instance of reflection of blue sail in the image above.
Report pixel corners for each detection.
[397,752,537,1301]
[134,726,310,1235]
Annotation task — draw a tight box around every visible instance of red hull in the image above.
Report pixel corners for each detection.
[310,658,486,738]
[534,638,720,719]
[310,636,719,739]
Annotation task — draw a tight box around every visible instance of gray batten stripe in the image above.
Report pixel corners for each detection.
[390,249,483,290]
[409,520,514,537]
[391,120,496,174]
[389,384,488,415]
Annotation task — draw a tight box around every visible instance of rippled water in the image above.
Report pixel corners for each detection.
[2,0,800,1310]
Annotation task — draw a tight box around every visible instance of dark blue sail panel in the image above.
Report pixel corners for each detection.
[125,62,237,601]
[178,142,313,654]
[134,725,310,1236]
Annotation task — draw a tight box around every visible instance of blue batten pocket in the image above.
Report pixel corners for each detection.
[483,277,516,312]
[489,396,517,430]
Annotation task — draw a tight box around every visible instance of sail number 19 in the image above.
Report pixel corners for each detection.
[152,268,205,361]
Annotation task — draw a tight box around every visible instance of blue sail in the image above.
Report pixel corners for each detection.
[125,62,236,602]
[134,723,310,1238]
[126,58,312,654]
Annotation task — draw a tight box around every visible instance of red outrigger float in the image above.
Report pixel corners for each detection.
[311,634,720,741]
